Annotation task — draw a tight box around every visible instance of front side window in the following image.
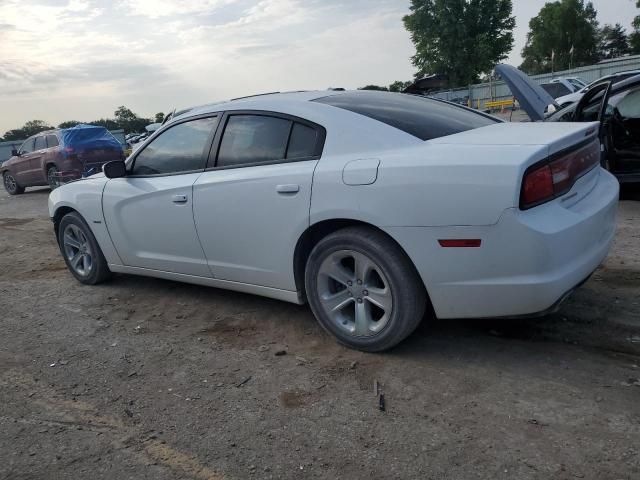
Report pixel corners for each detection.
[34,136,46,151]
[131,116,218,176]
[541,83,571,98]
[46,135,59,148]
[20,138,35,154]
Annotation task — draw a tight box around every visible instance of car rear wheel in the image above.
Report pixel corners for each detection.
[3,172,24,195]
[47,165,60,190]
[58,211,111,285]
[305,226,427,352]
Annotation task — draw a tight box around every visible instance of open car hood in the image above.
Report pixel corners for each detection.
[495,64,557,121]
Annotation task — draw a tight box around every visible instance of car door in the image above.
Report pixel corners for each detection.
[31,135,47,184]
[193,112,326,291]
[13,137,36,185]
[102,115,220,276]
[602,84,640,174]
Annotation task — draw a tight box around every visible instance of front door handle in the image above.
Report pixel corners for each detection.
[172,194,188,204]
[276,184,300,194]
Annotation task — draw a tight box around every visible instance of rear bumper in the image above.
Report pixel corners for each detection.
[386,168,619,319]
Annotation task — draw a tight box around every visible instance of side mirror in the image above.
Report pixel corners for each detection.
[11,149,19,157]
[103,160,127,179]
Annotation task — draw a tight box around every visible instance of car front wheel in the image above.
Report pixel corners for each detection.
[3,172,25,195]
[305,226,427,352]
[58,211,111,285]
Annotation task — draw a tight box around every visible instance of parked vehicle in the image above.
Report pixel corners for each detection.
[554,70,640,109]
[498,64,640,184]
[1,125,124,195]
[49,90,618,351]
[540,77,587,100]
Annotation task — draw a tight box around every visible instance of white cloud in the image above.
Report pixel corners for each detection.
[117,0,237,18]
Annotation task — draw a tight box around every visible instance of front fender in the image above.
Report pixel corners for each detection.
[49,177,122,264]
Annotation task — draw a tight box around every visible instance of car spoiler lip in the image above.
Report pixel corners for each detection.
[495,64,558,121]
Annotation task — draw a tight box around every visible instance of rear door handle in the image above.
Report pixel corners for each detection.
[172,194,188,204]
[276,184,300,194]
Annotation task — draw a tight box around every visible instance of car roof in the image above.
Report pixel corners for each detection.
[174,91,336,121]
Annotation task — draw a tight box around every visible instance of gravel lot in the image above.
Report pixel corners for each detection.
[1,186,639,480]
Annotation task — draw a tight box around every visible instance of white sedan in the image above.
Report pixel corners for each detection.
[49,91,619,351]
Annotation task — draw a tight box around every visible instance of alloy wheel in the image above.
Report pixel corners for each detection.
[63,224,93,277]
[316,249,393,337]
[4,173,17,193]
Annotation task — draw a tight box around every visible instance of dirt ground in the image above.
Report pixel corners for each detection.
[1,186,639,480]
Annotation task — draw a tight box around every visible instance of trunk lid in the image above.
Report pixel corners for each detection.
[430,121,600,158]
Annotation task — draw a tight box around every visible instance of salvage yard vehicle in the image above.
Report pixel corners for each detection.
[49,90,619,351]
[554,70,640,110]
[1,125,124,194]
[497,64,640,184]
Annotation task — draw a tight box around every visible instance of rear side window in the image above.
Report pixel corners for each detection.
[313,92,497,141]
[132,116,218,176]
[216,115,323,168]
[287,123,318,159]
[34,136,46,151]
[46,135,59,148]
[20,138,35,154]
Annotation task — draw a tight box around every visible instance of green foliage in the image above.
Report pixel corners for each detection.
[403,0,515,88]
[58,120,82,129]
[632,0,640,54]
[599,23,630,59]
[114,106,150,133]
[155,112,165,123]
[520,0,599,74]
[388,81,413,93]
[358,85,389,91]
[3,120,53,141]
[3,106,152,141]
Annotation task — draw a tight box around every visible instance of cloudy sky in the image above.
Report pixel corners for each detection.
[0,0,638,134]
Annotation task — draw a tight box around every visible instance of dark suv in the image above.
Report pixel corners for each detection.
[1,125,124,195]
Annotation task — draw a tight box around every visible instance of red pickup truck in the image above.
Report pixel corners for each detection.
[1,125,124,195]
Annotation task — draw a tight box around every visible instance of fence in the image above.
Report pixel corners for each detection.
[429,54,640,109]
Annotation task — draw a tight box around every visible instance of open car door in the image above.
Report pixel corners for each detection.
[573,81,613,167]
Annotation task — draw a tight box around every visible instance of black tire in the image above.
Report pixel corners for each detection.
[3,171,25,195]
[47,165,59,190]
[305,226,428,352]
[58,211,111,285]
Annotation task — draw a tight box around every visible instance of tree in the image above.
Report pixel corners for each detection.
[520,0,599,75]
[58,121,82,129]
[114,106,150,133]
[388,81,413,92]
[631,0,640,54]
[3,120,53,141]
[358,85,389,91]
[89,118,120,130]
[599,23,630,59]
[155,112,165,123]
[403,0,515,88]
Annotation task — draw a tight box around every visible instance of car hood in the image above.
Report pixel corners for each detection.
[495,64,557,121]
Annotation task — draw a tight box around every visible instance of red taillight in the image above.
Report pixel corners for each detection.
[522,164,554,207]
[520,140,600,210]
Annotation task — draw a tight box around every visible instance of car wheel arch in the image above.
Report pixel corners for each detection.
[293,218,433,309]
[53,206,79,241]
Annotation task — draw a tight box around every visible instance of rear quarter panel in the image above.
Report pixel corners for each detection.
[310,143,547,228]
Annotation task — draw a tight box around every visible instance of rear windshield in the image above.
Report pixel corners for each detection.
[541,83,572,98]
[313,92,498,141]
